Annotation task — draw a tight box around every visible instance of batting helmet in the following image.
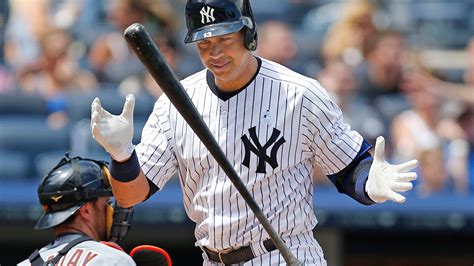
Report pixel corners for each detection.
[184,0,258,51]
[35,154,113,230]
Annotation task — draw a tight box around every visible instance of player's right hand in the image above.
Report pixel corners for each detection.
[91,94,135,162]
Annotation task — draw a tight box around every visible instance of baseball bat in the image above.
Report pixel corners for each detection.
[124,23,303,265]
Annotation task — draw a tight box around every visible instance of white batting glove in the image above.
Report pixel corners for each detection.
[91,94,135,162]
[365,136,418,203]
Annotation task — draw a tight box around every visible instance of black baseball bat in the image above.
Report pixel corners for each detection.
[124,23,303,265]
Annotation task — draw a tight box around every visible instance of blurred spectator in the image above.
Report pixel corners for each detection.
[399,37,474,196]
[0,65,14,93]
[0,0,9,62]
[416,148,456,197]
[355,30,406,101]
[353,30,410,131]
[49,0,94,30]
[251,0,289,22]
[2,1,103,94]
[404,72,474,105]
[0,0,14,93]
[4,0,48,70]
[256,20,297,68]
[317,60,384,142]
[119,34,180,99]
[391,76,469,196]
[464,37,474,85]
[49,0,107,46]
[17,28,98,96]
[88,0,177,86]
[143,35,180,98]
[16,28,98,128]
[457,108,474,193]
[320,0,378,66]
[403,37,474,105]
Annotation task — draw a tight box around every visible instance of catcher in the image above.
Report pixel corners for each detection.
[18,154,171,266]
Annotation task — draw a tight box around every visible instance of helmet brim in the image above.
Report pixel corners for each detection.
[34,205,82,230]
[184,19,251,43]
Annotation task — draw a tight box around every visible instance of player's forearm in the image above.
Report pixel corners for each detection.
[110,171,149,208]
[110,151,150,208]
[439,82,474,104]
[327,139,375,205]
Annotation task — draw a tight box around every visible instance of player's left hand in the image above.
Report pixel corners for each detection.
[365,136,418,203]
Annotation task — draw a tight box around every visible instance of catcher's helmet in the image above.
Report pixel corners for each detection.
[35,154,113,230]
[184,0,258,51]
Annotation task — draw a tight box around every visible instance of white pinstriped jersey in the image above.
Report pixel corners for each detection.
[136,58,363,261]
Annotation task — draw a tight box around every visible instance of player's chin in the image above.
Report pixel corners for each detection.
[209,62,231,76]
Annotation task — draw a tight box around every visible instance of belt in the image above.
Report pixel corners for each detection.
[204,239,277,265]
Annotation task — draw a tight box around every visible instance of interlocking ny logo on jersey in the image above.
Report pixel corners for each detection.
[200,6,215,24]
[241,127,286,174]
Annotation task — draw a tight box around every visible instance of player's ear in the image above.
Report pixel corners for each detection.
[77,202,95,221]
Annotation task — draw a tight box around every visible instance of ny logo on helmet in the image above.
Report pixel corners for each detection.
[200,6,215,24]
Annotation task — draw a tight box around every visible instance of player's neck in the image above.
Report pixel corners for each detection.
[54,227,90,239]
[54,222,97,241]
[215,55,258,92]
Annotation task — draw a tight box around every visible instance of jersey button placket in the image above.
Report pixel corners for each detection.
[219,104,228,134]
[218,103,228,181]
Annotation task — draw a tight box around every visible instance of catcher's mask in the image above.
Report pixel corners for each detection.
[35,153,113,230]
[184,0,258,51]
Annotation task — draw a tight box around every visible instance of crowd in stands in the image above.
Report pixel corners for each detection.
[0,0,472,199]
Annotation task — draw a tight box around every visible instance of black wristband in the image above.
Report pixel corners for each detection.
[110,150,141,182]
[354,157,375,205]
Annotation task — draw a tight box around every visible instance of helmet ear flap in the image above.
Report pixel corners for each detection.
[100,164,112,188]
[243,27,257,51]
[242,0,257,51]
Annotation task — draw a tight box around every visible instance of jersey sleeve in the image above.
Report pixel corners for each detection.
[135,96,178,190]
[302,80,363,175]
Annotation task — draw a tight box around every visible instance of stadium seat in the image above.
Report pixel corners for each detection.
[32,150,110,179]
[0,150,30,180]
[65,89,155,122]
[0,117,70,178]
[0,92,48,116]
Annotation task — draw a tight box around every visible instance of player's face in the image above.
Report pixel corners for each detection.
[196,31,256,91]
[91,197,111,241]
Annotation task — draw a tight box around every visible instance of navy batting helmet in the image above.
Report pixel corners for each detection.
[184,0,258,51]
[35,154,113,230]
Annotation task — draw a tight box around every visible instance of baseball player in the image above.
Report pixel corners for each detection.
[18,154,136,265]
[91,0,418,265]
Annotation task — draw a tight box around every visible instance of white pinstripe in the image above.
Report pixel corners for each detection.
[135,58,362,263]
